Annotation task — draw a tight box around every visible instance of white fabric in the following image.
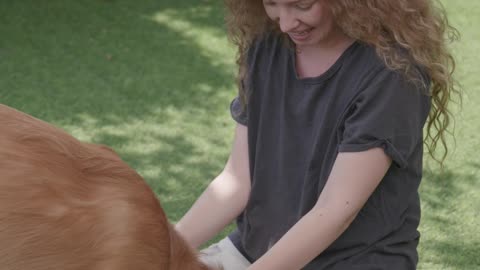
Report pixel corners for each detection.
[199,237,251,270]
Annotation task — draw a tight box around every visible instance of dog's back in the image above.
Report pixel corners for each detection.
[0,104,211,270]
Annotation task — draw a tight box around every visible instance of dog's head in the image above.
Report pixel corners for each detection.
[0,104,212,270]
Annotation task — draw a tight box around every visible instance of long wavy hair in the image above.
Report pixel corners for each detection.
[224,0,460,165]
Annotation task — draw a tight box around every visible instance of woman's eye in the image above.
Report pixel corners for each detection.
[295,3,312,10]
[264,1,276,7]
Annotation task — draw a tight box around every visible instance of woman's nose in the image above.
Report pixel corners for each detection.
[278,10,299,32]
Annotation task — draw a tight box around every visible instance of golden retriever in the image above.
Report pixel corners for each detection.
[0,104,212,270]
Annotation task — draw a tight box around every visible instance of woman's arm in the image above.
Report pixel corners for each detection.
[247,147,392,270]
[175,124,251,248]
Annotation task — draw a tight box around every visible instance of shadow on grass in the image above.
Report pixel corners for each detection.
[0,0,235,219]
[94,130,223,220]
[0,0,232,124]
[421,169,475,211]
[419,165,480,268]
[424,239,480,269]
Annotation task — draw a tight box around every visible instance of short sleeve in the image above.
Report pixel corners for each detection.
[230,96,248,126]
[228,34,268,127]
[338,68,431,168]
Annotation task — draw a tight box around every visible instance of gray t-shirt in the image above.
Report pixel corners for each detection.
[228,32,430,270]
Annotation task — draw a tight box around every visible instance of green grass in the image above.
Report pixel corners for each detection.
[0,0,237,220]
[0,0,478,269]
[417,2,480,269]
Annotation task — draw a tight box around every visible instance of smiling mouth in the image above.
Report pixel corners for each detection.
[293,28,313,35]
[289,27,314,39]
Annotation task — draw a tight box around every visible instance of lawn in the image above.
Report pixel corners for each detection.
[0,0,478,269]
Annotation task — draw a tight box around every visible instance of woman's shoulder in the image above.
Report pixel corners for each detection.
[345,42,430,92]
[344,42,386,72]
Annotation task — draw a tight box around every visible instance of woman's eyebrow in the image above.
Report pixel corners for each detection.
[264,0,309,4]
[291,0,316,6]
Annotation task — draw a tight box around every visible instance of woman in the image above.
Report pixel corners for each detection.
[176,0,459,269]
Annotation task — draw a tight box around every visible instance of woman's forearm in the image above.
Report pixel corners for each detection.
[248,149,391,270]
[177,124,250,248]
[247,204,357,270]
[175,170,250,248]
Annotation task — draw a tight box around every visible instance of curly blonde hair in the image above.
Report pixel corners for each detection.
[224,0,460,165]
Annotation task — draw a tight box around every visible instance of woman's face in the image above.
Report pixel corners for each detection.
[263,0,338,47]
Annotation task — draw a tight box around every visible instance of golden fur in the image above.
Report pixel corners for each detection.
[0,104,212,270]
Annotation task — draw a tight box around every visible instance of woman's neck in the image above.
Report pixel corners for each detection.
[295,33,355,78]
